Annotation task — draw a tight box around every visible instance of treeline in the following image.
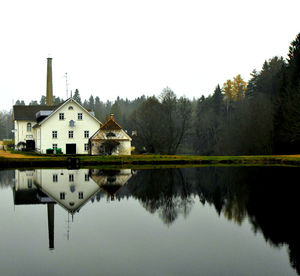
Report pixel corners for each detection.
[8,33,300,154]
[0,111,13,140]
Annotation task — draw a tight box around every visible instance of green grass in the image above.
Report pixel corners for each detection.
[2,152,300,168]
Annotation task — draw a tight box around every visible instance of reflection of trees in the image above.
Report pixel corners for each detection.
[192,166,300,275]
[126,169,194,226]
[0,170,14,188]
[242,167,300,275]
[126,166,300,275]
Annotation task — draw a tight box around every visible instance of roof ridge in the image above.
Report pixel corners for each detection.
[100,118,122,130]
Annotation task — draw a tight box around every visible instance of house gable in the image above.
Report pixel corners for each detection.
[90,116,132,141]
[36,98,101,126]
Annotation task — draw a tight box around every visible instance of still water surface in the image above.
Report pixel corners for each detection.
[0,167,299,276]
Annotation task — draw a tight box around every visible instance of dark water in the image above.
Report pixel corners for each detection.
[0,166,299,276]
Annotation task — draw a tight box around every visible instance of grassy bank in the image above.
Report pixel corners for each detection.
[1,151,300,168]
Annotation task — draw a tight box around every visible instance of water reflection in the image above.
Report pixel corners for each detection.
[1,167,300,275]
[12,168,133,250]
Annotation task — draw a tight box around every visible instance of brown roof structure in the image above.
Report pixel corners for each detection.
[100,114,122,130]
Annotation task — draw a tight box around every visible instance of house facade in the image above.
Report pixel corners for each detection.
[13,105,57,150]
[13,98,101,154]
[89,114,132,155]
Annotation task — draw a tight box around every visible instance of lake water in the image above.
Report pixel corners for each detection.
[0,166,299,276]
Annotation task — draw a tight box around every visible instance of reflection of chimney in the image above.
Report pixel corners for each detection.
[46,58,53,106]
[47,203,55,250]
[110,113,114,120]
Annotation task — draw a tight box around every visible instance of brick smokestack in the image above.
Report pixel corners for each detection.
[46,58,53,106]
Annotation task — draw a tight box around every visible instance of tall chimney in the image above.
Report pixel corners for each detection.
[46,58,53,106]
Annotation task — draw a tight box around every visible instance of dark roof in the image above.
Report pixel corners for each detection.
[13,105,58,121]
[100,118,122,130]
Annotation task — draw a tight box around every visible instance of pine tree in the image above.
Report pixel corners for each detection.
[73,89,82,104]
[275,33,300,153]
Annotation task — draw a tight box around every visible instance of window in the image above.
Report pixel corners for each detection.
[69,131,73,138]
[78,192,84,199]
[60,192,65,200]
[27,123,32,132]
[69,174,74,182]
[78,113,83,120]
[52,131,57,139]
[53,144,58,150]
[59,113,64,120]
[106,132,116,138]
[84,143,89,151]
[68,106,73,110]
[53,174,58,182]
[27,178,33,188]
[85,174,89,181]
[84,131,89,138]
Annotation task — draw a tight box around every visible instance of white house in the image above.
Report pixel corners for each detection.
[13,105,57,151]
[13,98,101,154]
[89,114,132,155]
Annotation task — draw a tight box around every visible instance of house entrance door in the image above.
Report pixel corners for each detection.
[26,140,35,151]
[66,144,76,154]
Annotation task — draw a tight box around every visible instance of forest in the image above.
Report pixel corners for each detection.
[1,33,300,155]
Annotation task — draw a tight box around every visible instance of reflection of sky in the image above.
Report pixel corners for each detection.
[0,180,296,276]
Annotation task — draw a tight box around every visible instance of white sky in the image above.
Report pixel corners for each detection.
[0,0,299,111]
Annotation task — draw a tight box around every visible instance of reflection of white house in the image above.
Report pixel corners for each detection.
[14,168,133,212]
[34,169,101,213]
[12,58,101,154]
[90,169,132,200]
[13,168,133,249]
[14,170,55,204]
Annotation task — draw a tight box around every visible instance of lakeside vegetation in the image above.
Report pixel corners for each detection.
[2,150,300,168]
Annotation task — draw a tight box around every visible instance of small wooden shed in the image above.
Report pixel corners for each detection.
[89,114,132,155]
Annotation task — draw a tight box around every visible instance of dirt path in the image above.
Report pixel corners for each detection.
[0,150,42,159]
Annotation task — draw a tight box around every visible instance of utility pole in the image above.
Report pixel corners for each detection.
[65,72,69,99]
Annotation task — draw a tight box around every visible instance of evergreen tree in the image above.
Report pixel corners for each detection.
[275,33,300,153]
[73,89,82,104]
[15,100,25,105]
[88,95,95,111]
[211,84,224,116]
[110,101,121,122]
[29,100,38,105]
[40,95,46,105]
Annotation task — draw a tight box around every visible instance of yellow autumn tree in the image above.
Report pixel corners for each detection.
[222,79,233,114]
[232,74,247,100]
[223,79,233,101]
[222,75,247,102]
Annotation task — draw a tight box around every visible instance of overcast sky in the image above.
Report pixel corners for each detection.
[0,0,299,111]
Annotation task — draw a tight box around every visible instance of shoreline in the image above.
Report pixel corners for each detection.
[1,152,300,169]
